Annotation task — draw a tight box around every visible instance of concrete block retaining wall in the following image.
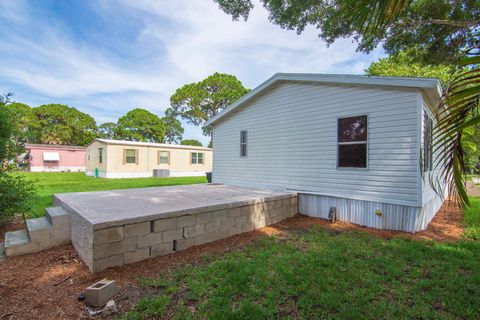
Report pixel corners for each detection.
[87,196,297,272]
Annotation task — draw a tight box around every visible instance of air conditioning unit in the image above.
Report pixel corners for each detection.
[153,169,170,177]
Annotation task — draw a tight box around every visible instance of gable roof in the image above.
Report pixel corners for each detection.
[204,73,443,127]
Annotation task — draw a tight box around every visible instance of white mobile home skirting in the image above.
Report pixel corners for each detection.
[86,170,207,179]
[31,166,86,172]
[298,194,442,233]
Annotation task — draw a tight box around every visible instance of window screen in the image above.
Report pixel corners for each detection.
[337,115,368,168]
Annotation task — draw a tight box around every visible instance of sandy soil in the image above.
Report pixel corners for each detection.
[0,202,465,319]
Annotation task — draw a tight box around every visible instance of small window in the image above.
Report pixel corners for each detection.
[98,148,103,164]
[337,115,368,168]
[158,151,169,165]
[423,111,434,172]
[125,149,137,164]
[240,130,247,157]
[191,152,204,165]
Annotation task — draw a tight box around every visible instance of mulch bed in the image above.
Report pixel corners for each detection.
[0,202,465,320]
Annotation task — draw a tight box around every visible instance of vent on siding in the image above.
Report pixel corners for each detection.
[328,207,337,223]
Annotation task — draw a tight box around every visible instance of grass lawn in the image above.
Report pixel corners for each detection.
[17,172,206,218]
[465,196,480,240]
[125,228,480,319]
[123,198,480,319]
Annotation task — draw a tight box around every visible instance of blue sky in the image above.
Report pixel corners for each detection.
[0,0,385,146]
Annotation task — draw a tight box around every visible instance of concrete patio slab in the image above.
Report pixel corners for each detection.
[53,184,294,230]
[52,183,297,272]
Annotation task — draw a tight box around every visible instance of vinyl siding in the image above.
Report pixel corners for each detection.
[212,82,422,207]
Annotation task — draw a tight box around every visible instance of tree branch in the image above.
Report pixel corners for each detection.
[396,19,480,28]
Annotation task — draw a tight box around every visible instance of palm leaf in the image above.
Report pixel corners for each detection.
[343,0,411,33]
[433,49,480,208]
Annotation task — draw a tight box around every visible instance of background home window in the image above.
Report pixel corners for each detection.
[423,111,434,172]
[98,148,103,164]
[337,115,368,168]
[125,149,137,164]
[191,152,204,164]
[240,130,247,157]
[158,151,169,164]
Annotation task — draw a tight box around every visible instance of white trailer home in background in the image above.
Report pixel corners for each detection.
[205,73,446,232]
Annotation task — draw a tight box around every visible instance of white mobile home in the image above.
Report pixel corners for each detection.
[205,73,446,232]
[86,139,212,178]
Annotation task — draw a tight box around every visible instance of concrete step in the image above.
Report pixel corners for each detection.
[45,207,70,227]
[26,217,53,243]
[45,207,71,244]
[4,229,40,256]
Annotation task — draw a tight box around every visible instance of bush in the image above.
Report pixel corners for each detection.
[0,172,37,224]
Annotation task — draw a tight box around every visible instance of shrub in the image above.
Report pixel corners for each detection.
[0,172,37,224]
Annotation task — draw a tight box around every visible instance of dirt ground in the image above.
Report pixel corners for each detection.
[0,202,465,320]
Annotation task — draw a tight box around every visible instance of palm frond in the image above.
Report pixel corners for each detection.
[343,0,411,33]
[433,48,480,207]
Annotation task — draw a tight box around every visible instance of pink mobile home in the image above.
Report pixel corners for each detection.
[25,144,86,172]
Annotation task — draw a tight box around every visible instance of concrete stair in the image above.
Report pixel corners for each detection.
[4,207,71,257]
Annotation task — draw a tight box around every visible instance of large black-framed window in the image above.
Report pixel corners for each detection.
[240,130,247,157]
[423,111,434,172]
[337,115,368,168]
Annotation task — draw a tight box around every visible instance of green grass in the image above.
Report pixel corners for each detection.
[465,196,480,240]
[123,228,480,320]
[17,172,206,218]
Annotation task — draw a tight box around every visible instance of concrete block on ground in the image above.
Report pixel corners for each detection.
[94,227,124,245]
[125,222,150,238]
[85,279,116,307]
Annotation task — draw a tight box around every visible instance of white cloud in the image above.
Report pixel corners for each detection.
[0,0,385,145]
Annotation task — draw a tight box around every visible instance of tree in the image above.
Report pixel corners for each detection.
[0,94,37,224]
[170,72,250,138]
[116,108,165,142]
[34,104,97,146]
[5,102,41,143]
[98,122,119,139]
[215,0,479,64]
[218,0,479,206]
[162,108,184,144]
[0,97,15,171]
[366,50,454,87]
[180,139,203,147]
